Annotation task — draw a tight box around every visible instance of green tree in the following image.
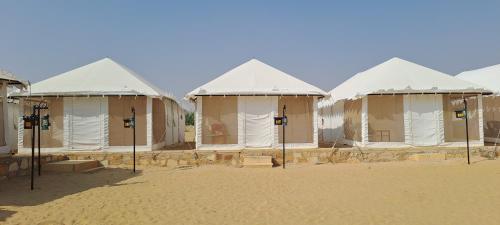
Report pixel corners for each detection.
[185,112,194,126]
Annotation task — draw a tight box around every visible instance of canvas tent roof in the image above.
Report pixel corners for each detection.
[456,64,500,94]
[17,58,173,99]
[329,57,490,102]
[0,69,26,85]
[186,59,327,100]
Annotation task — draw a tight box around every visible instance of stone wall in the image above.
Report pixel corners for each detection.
[0,154,68,180]
[60,146,497,168]
[3,146,496,176]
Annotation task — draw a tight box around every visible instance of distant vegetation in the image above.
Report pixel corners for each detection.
[185,112,194,126]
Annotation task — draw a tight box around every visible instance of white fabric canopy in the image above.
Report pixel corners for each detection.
[22,58,172,98]
[186,59,327,100]
[456,64,500,94]
[330,57,489,102]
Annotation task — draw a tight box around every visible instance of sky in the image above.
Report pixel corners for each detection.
[1,0,500,110]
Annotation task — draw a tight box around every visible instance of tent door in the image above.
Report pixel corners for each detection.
[407,95,441,146]
[244,97,273,148]
[65,97,107,150]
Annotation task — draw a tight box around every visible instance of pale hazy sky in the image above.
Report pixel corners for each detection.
[1,0,500,109]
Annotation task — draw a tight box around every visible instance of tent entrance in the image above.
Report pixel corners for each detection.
[244,97,273,148]
[406,95,442,146]
[64,97,108,150]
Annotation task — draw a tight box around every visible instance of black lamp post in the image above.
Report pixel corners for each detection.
[23,102,49,190]
[124,107,136,173]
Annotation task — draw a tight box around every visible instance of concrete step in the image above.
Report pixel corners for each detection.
[408,153,446,161]
[43,160,100,173]
[243,156,273,168]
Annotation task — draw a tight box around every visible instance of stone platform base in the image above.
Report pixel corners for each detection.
[3,146,497,177]
[243,156,273,168]
[43,160,100,173]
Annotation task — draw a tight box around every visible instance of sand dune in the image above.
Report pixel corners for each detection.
[2,159,500,225]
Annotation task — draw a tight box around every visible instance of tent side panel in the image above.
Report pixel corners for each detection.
[343,99,362,142]
[195,98,202,148]
[278,96,313,143]
[482,96,500,141]
[108,96,147,146]
[23,97,64,148]
[367,95,404,142]
[443,94,480,141]
[152,98,166,145]
[201,96,238,145]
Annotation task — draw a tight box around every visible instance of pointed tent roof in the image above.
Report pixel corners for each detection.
[329,57,490,102]
[0,69,26,85]
[456,64,500,94]
[23,58,171,98]
[186,59,327,100]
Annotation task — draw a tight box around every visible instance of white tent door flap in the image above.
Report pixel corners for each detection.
[408,95,440,146]
[244,97,273,148]
[66,98,107,149]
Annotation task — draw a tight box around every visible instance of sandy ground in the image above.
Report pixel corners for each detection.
[2,159,500,225]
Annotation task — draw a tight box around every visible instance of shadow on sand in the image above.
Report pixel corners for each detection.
[0,167,141,222]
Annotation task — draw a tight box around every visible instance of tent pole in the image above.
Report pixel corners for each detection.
[283,105,286,169]
[37,107,41,176]
[31,106,36,190]
[464,97,470,165]
[133,107,136,173]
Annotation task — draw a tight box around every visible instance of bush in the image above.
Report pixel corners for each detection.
[185,112,194,126]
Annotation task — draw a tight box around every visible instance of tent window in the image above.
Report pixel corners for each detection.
[443,94,479,141]
[278,96,313,143]
[201,96,238,144]
[368,95,404,142]
[483,96,500,140]
[344,99,362,142]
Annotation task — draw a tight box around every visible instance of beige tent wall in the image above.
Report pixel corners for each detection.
[443,94,479,141]
[483,96,500,140]
[367,95,404,142]
[108,96,147,146]
[23,97,64,148]
[201,96,238,144]
[278,96,313,143]
[152,98,166,145]
[172,101,179,144]
[344,99,362,142]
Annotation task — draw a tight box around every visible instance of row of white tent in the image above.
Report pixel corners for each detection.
[186,57,500,150]
[1,57,500,153]
[1,58,186,154]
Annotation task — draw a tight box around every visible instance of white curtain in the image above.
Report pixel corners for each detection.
[243,96,274,148]
[404,95,443,146]
[64,97,108,150]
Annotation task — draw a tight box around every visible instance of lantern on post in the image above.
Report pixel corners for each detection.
[123,107,136,173]
[41,115,50,130]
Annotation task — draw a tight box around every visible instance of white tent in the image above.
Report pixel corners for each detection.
[319,57,491,148]
[187,59,327,150]
[0,69,26,154]
[14,58,184,153]
[457,64,500,143]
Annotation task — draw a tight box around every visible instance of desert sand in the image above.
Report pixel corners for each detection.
[2,159,500,225]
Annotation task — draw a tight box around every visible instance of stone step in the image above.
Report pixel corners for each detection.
[243,156,273,168]
[408,153,446,161]
[43,160,100,173]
